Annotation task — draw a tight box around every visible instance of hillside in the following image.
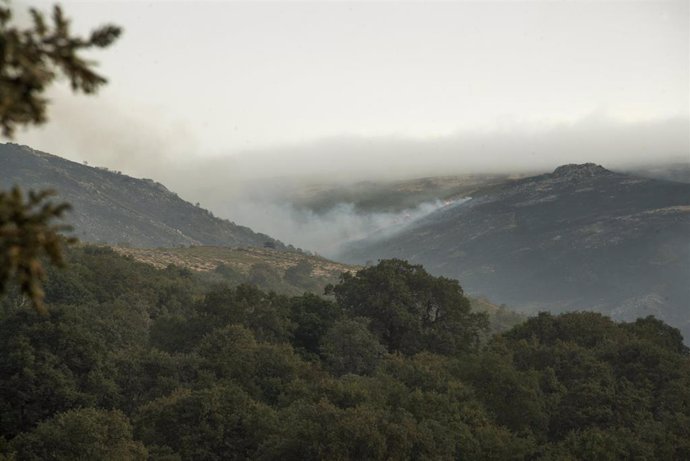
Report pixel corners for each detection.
[341,163,690,339]
[112,245,356,296]
[111,245,523,331]
[284,173,516,214]
[0,143,284,249]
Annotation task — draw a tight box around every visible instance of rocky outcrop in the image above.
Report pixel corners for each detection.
[552,163,612,179]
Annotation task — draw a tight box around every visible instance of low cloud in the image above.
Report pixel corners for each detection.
[14,109,690,253]
[167,115,689,253]
[178,114,689,185]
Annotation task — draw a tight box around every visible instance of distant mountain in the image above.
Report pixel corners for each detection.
[0,143,284,249]
[624,162,690,184]
[341,163,690,339]
[283,174,514,214]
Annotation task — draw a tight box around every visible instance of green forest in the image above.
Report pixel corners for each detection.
[0,248,688,460]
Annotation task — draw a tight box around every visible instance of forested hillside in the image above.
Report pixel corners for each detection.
[0,249,687,460]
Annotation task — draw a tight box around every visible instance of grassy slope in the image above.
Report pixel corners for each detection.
[113,245,524,332]
[113,245,352,277]
[113,245,357,297]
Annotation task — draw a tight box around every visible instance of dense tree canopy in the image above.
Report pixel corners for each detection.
[328,259,488,355]
[9,408,147,460]
[0,251,687,460]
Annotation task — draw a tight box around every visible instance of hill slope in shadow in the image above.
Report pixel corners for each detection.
[341,163,690,338]
[1,143,284,249]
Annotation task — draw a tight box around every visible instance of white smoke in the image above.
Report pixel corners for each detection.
[218,198,469,258]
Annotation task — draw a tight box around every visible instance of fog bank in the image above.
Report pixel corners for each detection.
[17,112,690,253]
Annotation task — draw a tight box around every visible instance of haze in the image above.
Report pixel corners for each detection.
[16,0,688,164]
[11,0,690,254]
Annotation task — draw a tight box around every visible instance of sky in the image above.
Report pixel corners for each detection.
[11,0,689,180]
[6,0,689,254]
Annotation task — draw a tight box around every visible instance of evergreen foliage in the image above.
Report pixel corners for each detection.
[0,1,120,313]
[0,187,73,312]
[0,1,121,137]
[0,251,687,460]
[328,259,488,355]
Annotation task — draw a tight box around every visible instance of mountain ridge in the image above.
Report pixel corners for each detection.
[0,143,285,249]
[340,163,690,339]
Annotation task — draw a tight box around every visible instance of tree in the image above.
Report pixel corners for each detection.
[0,1,121,137]
[288,293,342,358]
[328,259,488,356]
[0,304,117,437]
[0,1,121,310]
[134,385,277,460]
[0,187,74,312]
[9,408,147,460]
[320,318,387,376]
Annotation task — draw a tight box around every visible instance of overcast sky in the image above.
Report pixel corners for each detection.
[12,0,690,178]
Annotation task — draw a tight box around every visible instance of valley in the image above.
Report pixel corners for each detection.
[1,2,688,458]
[3,143,688,339]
